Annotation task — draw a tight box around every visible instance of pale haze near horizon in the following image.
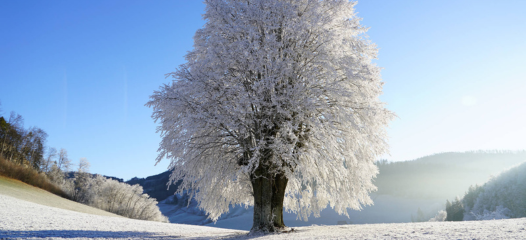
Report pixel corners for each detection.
[0,0,524,180]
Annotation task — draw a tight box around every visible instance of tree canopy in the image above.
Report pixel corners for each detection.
[148,0,393,231]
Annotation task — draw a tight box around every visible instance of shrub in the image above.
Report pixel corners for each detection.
[70,174,168,222]
[429,210,447,222]
[0,155,69,199]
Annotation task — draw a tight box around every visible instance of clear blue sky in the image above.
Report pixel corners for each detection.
[1,1,525,181]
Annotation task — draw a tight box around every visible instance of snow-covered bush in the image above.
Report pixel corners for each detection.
[428,210,447,222]
[46,163,75,197]
[83,175,168,222]
[465,205,511,221]
[47,164,65,185]
[48,167,167,222]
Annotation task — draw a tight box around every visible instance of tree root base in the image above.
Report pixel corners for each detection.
[248,226,295,235]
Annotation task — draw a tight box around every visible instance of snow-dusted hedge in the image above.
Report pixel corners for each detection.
[49,171,167,222]
[86,175,168,222]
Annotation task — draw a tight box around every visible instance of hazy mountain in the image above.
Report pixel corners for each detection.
[375,150,526,199]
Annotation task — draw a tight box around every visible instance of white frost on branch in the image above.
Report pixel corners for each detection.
[147,0,393,222]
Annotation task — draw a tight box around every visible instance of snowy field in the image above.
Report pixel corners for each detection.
[0,194,243,239]
[2,194,526,239]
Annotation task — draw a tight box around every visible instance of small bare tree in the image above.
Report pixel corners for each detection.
[41,147,57,173]
[57,148,72,172]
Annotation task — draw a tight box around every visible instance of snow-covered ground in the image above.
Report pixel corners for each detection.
[2,193,526,239]
[0,194,243,239]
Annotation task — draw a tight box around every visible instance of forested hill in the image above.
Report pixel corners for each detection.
[374,151,526,199]
[462,161,526,220]
[126,171,179,202]
[65,172,123,183]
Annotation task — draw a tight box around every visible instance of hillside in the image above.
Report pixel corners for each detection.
[1,192,525,239]
[461,161,526,220]
[134,151,526,202]
[0,175,121,218]
[130,151,526,229]
[126,171,179,201]
[0,193,241,239]
[375,151,526,199]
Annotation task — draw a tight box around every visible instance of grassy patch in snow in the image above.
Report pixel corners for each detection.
[0,156,69,198]
[0,175,121,218]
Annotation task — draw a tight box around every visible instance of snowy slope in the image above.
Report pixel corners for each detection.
[2,193,526,239]
[0,176,121,218]
[0,194,243,239]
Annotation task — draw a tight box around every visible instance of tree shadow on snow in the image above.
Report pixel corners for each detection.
[0,229,306,239]
[0,230,180,239]
[194,229,306,240]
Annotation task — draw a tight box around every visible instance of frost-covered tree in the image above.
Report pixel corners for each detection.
[57,148,72,172]
[446,197,464,221]
[46,148,74,194]
[73,158,91,202]
[41,147,57,174]
[47,163,65,185]
[148,0,392,232]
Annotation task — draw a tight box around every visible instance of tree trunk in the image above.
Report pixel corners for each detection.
[271,173,288,228]
[250,164,273,232]
[250,165,289,233]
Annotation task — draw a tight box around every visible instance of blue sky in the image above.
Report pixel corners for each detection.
[1,0,525,181]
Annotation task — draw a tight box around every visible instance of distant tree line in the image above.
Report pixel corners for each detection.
[0,111,47,170]
[0,105,75,186]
